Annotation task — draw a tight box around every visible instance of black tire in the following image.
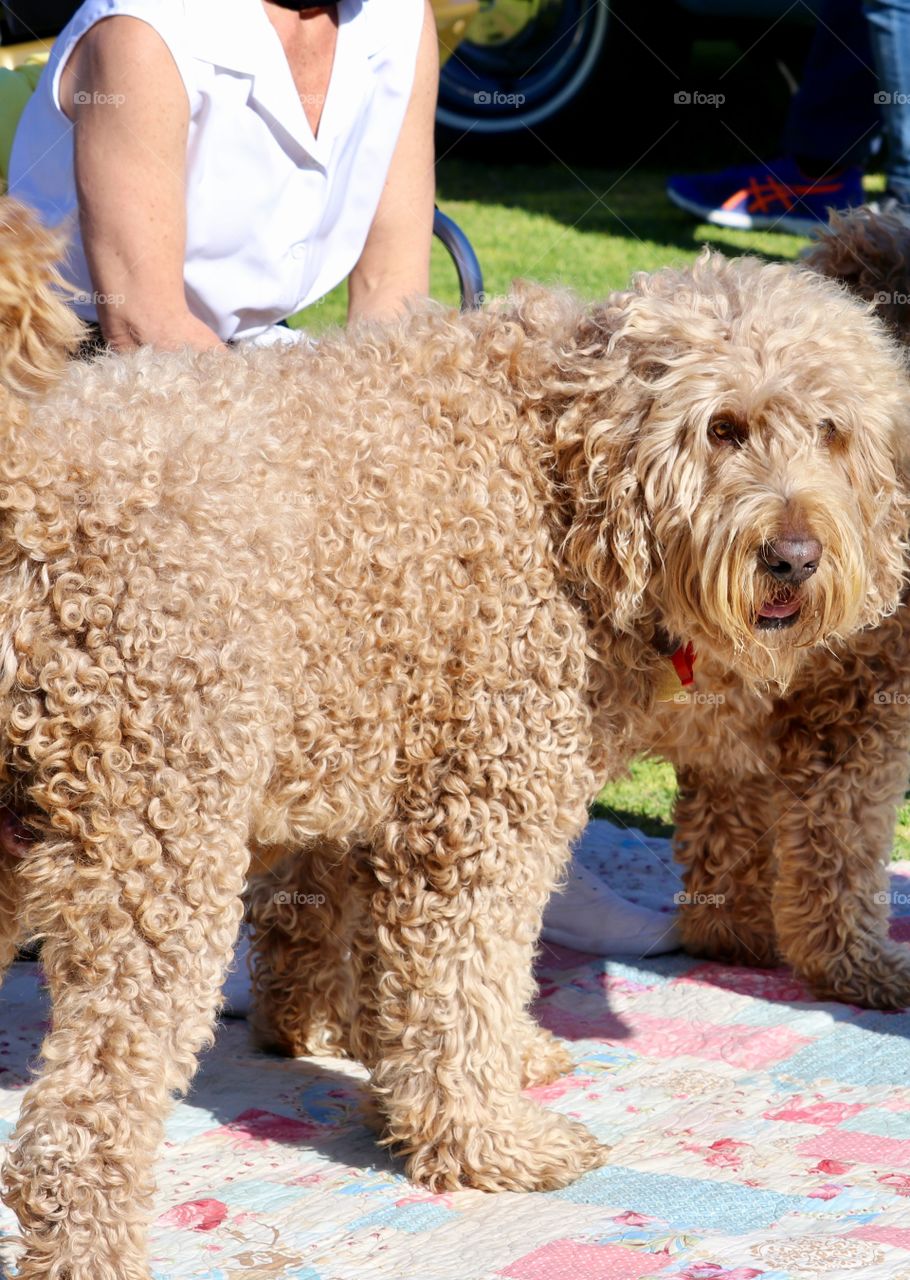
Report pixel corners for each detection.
[436,0,691,161]
[437,0,609,140]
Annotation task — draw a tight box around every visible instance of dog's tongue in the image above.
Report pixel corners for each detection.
[758,597,801,619]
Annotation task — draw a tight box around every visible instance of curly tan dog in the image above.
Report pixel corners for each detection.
[635,209,910,1010]
[0,196,909,1279]
[250,213,910,1080]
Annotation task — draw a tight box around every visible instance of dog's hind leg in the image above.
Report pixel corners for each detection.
[2,784,251,1280]
[247,841,362,1058]
[673,767,779,967]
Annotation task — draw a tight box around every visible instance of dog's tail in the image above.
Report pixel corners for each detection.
[804,206,910,345]
[0,197,86,396]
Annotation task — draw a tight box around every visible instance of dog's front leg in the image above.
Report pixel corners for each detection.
[673,766,779,967]
[359,743,609,1192]
[2,792,251,1280]
[772,721,910,1010]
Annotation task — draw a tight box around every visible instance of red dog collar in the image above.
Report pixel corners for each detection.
[669,642,696,687]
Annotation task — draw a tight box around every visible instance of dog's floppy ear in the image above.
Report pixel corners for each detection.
[0,198,86,396]
[547,292,656,632]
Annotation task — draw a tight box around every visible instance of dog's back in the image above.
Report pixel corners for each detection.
[6,316,577,851]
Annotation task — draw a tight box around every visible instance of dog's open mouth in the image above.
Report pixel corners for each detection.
[755,593,802,631]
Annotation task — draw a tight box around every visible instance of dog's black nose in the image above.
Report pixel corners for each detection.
[760,535,823,584]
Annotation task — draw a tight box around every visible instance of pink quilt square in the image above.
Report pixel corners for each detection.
[501,1240,665,1280]
[850,1224,910,1249]
[601,1013,811,1069]
[764,1100,865,1125]
[799,1131,910,1167]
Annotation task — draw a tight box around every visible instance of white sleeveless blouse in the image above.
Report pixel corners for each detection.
[10,0,424,342]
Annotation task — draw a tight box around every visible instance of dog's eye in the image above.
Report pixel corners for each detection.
[709,419,747,447]
[818,419,837,445]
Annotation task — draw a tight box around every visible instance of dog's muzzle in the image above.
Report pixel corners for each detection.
[754,532,822,631]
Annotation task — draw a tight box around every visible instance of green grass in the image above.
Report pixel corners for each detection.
[292,157,910,858]
[897,806,910,860]
[434,161,811,293]
[592,759,676,839]
[292,160,813,332]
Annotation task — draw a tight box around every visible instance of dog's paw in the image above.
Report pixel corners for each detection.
[520,1026,573,1089]
[250,1010,352,1059]
[679,913,779,968]
[804,938,910,1010]
[402,1102,609,1193]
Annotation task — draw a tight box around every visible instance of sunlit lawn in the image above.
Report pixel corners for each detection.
[293,159,812,330]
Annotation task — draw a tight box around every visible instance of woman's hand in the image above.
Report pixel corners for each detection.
[61,16,223,352]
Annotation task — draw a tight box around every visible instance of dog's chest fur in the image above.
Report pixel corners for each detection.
[644,603,910,786]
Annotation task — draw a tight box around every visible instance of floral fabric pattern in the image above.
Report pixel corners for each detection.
[1,821,909,1280]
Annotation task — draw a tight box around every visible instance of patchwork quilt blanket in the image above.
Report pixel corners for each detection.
[1,820,909,1280]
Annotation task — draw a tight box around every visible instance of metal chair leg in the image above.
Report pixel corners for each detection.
[433,206,484,310]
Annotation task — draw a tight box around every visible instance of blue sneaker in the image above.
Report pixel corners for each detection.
[667,157,865,234]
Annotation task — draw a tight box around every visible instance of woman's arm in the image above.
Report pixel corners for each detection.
[61,16,223,352]
[347,1,438,324]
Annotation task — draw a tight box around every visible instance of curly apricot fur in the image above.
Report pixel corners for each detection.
[0,199,906,1277]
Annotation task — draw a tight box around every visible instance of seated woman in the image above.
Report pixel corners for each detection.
[9,0,437,349]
